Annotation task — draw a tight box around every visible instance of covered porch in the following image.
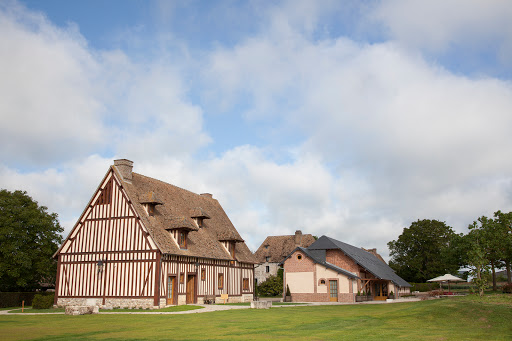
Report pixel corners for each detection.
[358,278,395,301]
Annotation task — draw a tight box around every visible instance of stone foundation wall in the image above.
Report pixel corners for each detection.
[57,298,156,309]
[291,293,355,303]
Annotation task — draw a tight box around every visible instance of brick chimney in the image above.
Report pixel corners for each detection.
[294,230,302,246]
[114,159,133,183]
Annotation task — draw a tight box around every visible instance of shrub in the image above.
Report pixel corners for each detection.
[257,274,283,297]
[502,283,512,294]
[410,282,438,292]
[32,293,54,309]
[0,292,53,308]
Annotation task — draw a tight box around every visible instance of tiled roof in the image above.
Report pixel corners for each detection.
[254,233,316,263]
[308,236,411,287]
[115,168,256,264]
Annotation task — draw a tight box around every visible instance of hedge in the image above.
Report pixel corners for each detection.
[0,292,53,308]
[409,283,439,292]
[32,294,54,309]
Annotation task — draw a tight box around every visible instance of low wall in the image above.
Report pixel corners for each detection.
[57,298,156,309]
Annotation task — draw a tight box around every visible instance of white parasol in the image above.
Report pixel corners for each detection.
[427,274,465,292]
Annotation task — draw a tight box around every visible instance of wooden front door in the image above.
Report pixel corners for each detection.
[374,281,388,301]
[186,274,196,304]
[167,276,176,305]
[329,280,338,302]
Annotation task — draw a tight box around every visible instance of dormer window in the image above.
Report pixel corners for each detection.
[139,191,163,217]
[178,230,188,249]
[228,241,235,258]
[164,216,199,250]
[189,207,210,228]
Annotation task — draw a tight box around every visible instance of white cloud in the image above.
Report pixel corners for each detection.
[0,2,104,165]
[373,0,512,61]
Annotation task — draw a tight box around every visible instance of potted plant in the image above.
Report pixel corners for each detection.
[355,291,362,302]
[285,284,292,302]
[388,291,395,299]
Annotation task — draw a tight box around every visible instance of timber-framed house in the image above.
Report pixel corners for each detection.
[54,159,256,308]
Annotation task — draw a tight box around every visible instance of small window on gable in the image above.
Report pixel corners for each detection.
[97,179,112,205]
[218,273,224,289]
[297,254,303,260]
[264,245,269,249]
[265,256,270,262]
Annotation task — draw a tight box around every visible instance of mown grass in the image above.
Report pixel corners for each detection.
[8,308,65,314]
[0,295,511,340]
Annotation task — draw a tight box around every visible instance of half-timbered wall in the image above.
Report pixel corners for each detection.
[160,255,254,302]
[56,171,159,302]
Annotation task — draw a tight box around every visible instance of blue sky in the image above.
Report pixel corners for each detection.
[1,0,512,258]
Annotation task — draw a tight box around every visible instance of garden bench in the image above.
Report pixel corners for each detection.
[203,295,216,304]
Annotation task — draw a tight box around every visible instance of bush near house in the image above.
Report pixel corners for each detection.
[257,274,283,297]
[32,294,54,309]
[410,283,439,292]
[0,292,53,308]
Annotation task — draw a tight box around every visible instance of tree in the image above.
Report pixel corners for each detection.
[463,227,490,297]
[388,219,461,283]
[493,211,512,284]
[0,189,63,291]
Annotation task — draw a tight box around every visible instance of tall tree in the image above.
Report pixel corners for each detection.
[493,211,512,284]
[0,189,63,291]
[388,219,461,283]
[463,226,490,297]
[468,216,504,290]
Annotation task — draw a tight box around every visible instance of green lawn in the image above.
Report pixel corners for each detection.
[8,308,65,314]
[1,295,511,340]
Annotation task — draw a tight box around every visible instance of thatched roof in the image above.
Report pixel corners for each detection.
[254,232,316,263]
[114,166,255,263]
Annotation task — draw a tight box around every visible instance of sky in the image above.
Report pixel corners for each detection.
[1,0,512,260]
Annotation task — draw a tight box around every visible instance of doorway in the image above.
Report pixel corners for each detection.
[373,281,388,301]
[167,276,176,305]
[186,274,196,304]
[329,280,338,302]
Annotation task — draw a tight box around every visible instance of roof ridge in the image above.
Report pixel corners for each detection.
[133,172,213,200]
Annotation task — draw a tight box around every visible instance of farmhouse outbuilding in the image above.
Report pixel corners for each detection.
[254,230,316,284]
[282,236,410,302]
[54,159,256,308]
